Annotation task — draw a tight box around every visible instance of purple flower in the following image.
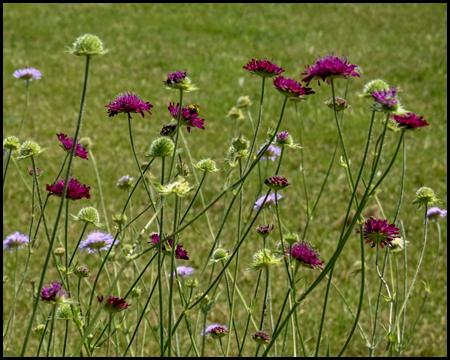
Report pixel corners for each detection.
[168,103,205,133]
[258,144,281,162]
[252,330,272,344]
[390,112,429,130]
[3,149,7,157]
[371,88,399,110]
[27,168,44,177]
[264,176,290,191]
[117,175,134,189]
[256,224,274,238]
[301,52,360,86]
[13,67,41,81]
[254,192,283,211]
[243,58,285,78]
[163,70,186,86]
[273,76,315,98]
[357,218,400,248]
[427,207,447,222]
[40,282,69,303]
[46,178,91,200]
[289,240,324,270]
[79,231,119,253]
[57,133,88,160]
[202,324,229,339]
[276,131,290,143]
[105,92,153,119]
[98,295,130,313]
[3,232,29,252]
[149,233,189,260]
[201,323,220,336]
[170,266,194,278]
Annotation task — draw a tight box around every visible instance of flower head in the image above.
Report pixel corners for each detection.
[67,34,108,56]
[264,176,290,191]
[194,158,220,173]
[358,79,390,98]
[163,70,198,92]
[27,167,44,177]
[72,206,102,227]
[201,323,220,336]
[106,92,153,119]
[390,113,429,131]
[427,207,447,222]
[371,88,400,113]
[290,240,324,269]
[248,249,283,271]
[40,282,69,304]
[13,67,41,81]
[256,224,274,238]
[97,295,130,313]
[16,141,47,161]
[149,233,189,260]
[232,135,250,151]
[202,324,229,339]
[74,266,90,278]
[168,103,205,133]
[145,137,175,158]
[3,136,20,152]
[172,266,195,278]
[274,76,315,99]
[116,175,134,189]
[237,96,252,108]
[209,248,231,264]
[54,248,65,257]
[253,192,283,211]
[274,131,301,149]
[227,107,245,121]
[243,58,285,78]
[152,176,193,197]
[3,232,29,252]
[79,231,118,253]
[258,144,281,162]
[56,133,88,160]
[252,331,271,345]
[301,52,360,86]
[160,124,177,137]
[413,187,440,208]
[177,162,191,177]
[357,218,400,248]
[389,237,409,254]
[46,178,90,200]
[325,97,350,112]
[78,137,93,148]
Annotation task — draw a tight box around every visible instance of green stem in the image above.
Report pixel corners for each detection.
[106,313,113,357]
[3,151,11,191]
[167,89,183,181]
[295,102,310,219]
[255,267,270,357]
[46,305,57,357]
[90,149,111,233]
[68,222,88,267]
[393,134,406,223]
[179,171,207,224]
[159,157,166,357]
[17,80,29,137]
[275,146,284,175]
[65,198,70,270]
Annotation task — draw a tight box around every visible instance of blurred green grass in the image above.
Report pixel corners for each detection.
[3,3,447,357]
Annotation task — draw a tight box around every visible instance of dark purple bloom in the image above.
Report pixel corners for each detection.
[97,295,130,313]
[105,92,153,119]
[290,240,324,270]
[57,133,88,160]
[371,88,399,109]
[276,131,289,142]
[206,325,229,339]
[357,218,400,248]
[168,103,205,133]
[149,233,189,260]
[46,178,91,200]
[243,58,284,78]
[164,70,186,86]
[160,124,177,137]
[273,76,315,98]
[252,330,272,344]
[390,112,429,130]
[264,176,290,191]
[301,52,360,86]
[427,207,447,222]
[40,282,69,303]
[3,232,29,252]
[13,67,41,81]
[256,224,274,238]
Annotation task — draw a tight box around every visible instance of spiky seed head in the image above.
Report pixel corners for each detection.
[232,135,250,151]
[16,141,47,161]
[72,206,101,226]
[67,34,108,56]
[3,136,20,152]
[79,137,93,148]
[145,137,175,158]
[413,187,440,208]
[194,158,220,173]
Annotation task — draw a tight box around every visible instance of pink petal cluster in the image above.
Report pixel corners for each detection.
[168,103,205,133]
[149,233,189,260]
[273,76,315,98]
[243,58,285,78]
[357,218,400,248]
[105,92,153,119]
[57,133,88,160]
[390,112,429,130]
[46,178,91,200]
[289,240,324,270]
[40,282,69,302]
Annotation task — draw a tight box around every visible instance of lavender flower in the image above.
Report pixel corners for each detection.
[13,67,41,81]
[3,232,29,252]
[243,58,285,78]
[258,144,281,162]
[290,240,324,270]
[168,102,205,133]
[201,323,221,336]
[46,178,91,200]
[390,112,429,130]
[357,218,400,248]
[427,207,447,222]
[57,133,88,160]
[40,282,69,304]
[105,92,153,119]
[170,266,194,278]
[79,231,119,253]
[254,192,283,211]
[273,76,315,99]
[97,295,130,313]
[117,175,134,189]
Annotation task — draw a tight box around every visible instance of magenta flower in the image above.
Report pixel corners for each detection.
[289,240,324,270]
[264,176,290,191]
[357,218,400,248]
[97,295,130,313]
[40,282,69,303]
[57,133,88,160]
[46,178,91,200]
[3,232,29,252]
[371,88,399,111]
[163,70,187,86]
[276,131,290,143]
[105,92,153,119]
[13,67,41,81]
[256,224,274,238]
[273,76,315,98]
[243,58,285,78]
[168,103,205,133]
[254,192,283,211]
[149,233,189,260]
[427,207,447,222]
[390,112,429,130]
[301,52,360,86]
[258,144,281,162]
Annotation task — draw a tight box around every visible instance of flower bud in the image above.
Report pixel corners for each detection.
[163,71,198,92]
[72,206,101,226]
[33,324,47,336]
[252,330,271,345]
[284,232,300,245]
[232,135,250,151]
[54,248,65,257]
[256,224,274,238]
[413,187,440,208]
[27,167,44,177]
[3,276,9,283]
[186,277,199,288]
[58,304,73,320]
[237,96,252,108]
[227,107,245,121]
[78,137,93,148]
[112,213,128,225]
[16,141,47,161]
[74,266,90,278]
[67,34,108,56]
[264,176,290,191]
[117,175,134,190]
[194,158,220,173]
[130,286,142,298]
[324,97,350,112]
[123,244,133,253]
[3,136,20,152]
[145,137,175,158]
[209,248,230,264]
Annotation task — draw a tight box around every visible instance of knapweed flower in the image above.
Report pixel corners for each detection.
[248,249,283,271]
[371,88,400,113]
[3,232,29,252]
[427,207,447,221]
[40,282,69,304]
[357,218,400,248]
[243,58,285,78]
[258,144,281,162]
[203,325,229,339]
[390,113,429,130]
[16,141,47,161]
[13,67,41,81]
[358,79,390,98]
[72,206,102,227]
[168,103,205,133]
[325,97,350,112]
[301,52,360,86]
[106,92,153,119]
[209,248,231,264]
[256,224,274,238]
[413,187,440,208]
[252,331,271,345]
[264,176,290,191]
[171,266,195,278]
[160,124,177,137]
[27,167,44,177]
[57,133,89,160]
[201,323,221,336]
[46,178,91,200]
[273,76,315,99]
[67,34,108,56]
[163,70,198,92]
[194,158,220,173]
[97,295,130,313]
[290,240,324,270]
[253,192,283,211]
[237,96,252,108]
[149,233,189,260]
[79,231,118,253]
[3,136,20,152]
[227,107,245,121]
[74,266,90,278]
[116,175,134,190]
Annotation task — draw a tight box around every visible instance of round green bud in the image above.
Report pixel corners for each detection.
[112,213,128,225]
[237,96,252,108]
[54,248,65,257]
[131,286,142,298]
[145,137,175,158]
[73,206,101,226]
[123,244,133,253]
[186,277,199,288]
[58,304,73,320]
[68,34,108,56]
[227,107,245,121]
[212,248,229,262]
[284,232,300,245]
[33,324,47,336]
[79,137,93,148]
[87,333,94,340]
[74,266,90,278]
[247,249,283,271]
[359,79,390,98]
[232,135,250,151]
[16,141,47,161]
[3,136,20,152]
[201,294,211,306]
[413,187,440,208]
[194,158,220,173]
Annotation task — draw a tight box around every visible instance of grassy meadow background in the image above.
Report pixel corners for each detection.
[3,3,447,357]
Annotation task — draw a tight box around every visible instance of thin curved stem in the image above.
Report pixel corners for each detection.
[17,80,29,137]
[68,222,89,267]
[275,146,284,175]
[167,89,183,181]
[3,151,11,191]
[90,149,111,233]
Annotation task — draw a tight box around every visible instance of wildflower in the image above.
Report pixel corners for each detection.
[248,249,283,271]
[153,176,193,197]
[160,124,177,137]
[258,144,281,162]
[371,88,400,113]
[66,34,108,56]
[72,206,102,227]
[163,70,198,92]
[256,224,274,238]
[177,162,191,177]
[168,103,205,133]
[194,158,220,173]
[301,52,360,86]
[275,131,301,149]
[358,79,390,98]
[273,76,315,99]
[201,323,220,336]
[186,277,199,288]
[264,176,290,191]
[284,232,300,245]
[74,266,90,278]
[209,248,231,264]
[56,133,89,160]
[54,248,65,257]
[97,295,130,313]
[13,67,41,81]
[79,231,119,253]
[324,97,350,112]
[227,107,245,121]
[243,58,285,78]
[232,135,250,151]
[390,237,409,253]
[357,218,400,248]
[3,136,20,152]
[252,331,271,345]
[290,240,324,270]
[202,324,229,339]
[105,92,153,119]
[16,141,47,161]
[130,287,142,298]
[237,96,252,108]
[27,167,44,177]
[390,113,429,130]
[3,232,29,252]
[116,175,134,190]
[253,192,283,211]
[32,324,47,336]
[427,207,447,221]
[171,266,195,278]
[46,178,90,200]
[149,233,189,260]
[413,187,440,208]
[40,282,69,304]
[145,137,175,158]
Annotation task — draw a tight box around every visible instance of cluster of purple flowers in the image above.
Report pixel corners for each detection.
[149,233,189,260]
[168,102,205,133]
[163,70,186,86]
[106,92,153,119]
[46,178,91,200]
[40,282,69,303]
[202,324,229,339]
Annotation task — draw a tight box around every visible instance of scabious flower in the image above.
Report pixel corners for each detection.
[289,240,324,270]
[358,79,390,98]
[209,248,231,264]
[106,92,153,119]
[243,58,285,78]
[116,175,134,189]
[253,192,283,211]
[3,232,29,252]
[264,176,290,191]
[56,133,88,160]
[79,231,118,253]
[371,88,400,113]
[164,70,186,85]
[149,233,189,260]
[248,249,283,271]
[16,141,47,161]
[74,266,90,278]
[66,34,108,56]
[232,135,250,151]
[201,323,221,336]
[152,176,194,197]
[274,131,301,149]
[357,218,400,248]
[301,52,360,86]
[273,76,315,99]
[413,187,440,208]
[258,144,281,162]
[40,282,69,304]
[72,206,102,227]
[97,295,130,313]
[163,70,198,92]
[427,207,447,221]
[27,167,44,177]
[194,158,220,173]
[145,137,175,158]
[324,97,350,112]
[3,136,20,152]
[256,224,274,238]
[171,266,195,278]
[390,113,429,130]
[168,103,205,133]
[252,331,271,345]
[202,324,229,339]
[13,67,41,81]
[46,178,90,200]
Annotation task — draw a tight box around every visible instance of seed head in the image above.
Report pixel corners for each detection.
[237,96,252,108]
[130,287,142,298]
[186,277,199,288]
[324,97,350,112]
[247,249,283,271]
[54,248,65,257]
[194,159,220,173]
[284,232,300,245]
[359,79,390,98]
[3,136,20,152]
[227,107,245,121]
[67,34,108,56]
[413,187,440,208]
[145,137,175,158]
[72,206,102,227]
[232,135,250,151]
[16,141,47,161]
[210,248,230,264]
